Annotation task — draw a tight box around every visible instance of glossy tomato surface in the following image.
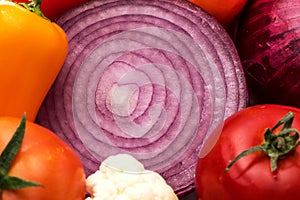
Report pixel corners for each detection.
[188,0,247,29]
[195,104,300,200]
[0,117,86,200]
[14,0,90,20]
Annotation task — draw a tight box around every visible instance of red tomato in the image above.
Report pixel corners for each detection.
[14,0,90,20]
[195,104,300,200]
[0,117,86,200]
[188,0,247,29]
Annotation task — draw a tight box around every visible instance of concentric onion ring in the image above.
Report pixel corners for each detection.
[36,0,247,195]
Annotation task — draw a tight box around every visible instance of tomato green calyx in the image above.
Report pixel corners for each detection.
[0,115,42,195]
[224,112,300,173]
[18,0,49,21]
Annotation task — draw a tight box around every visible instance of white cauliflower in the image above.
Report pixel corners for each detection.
[85,154,179,200]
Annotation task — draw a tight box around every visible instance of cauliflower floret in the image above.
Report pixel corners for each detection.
[85,154,179,200]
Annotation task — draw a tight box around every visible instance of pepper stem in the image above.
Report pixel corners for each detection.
[18,0,49,20]
[224,111,300,173]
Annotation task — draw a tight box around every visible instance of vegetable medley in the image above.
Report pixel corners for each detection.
[0,0,300,200]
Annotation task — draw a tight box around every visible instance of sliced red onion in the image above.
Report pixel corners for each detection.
[36,0,247,195]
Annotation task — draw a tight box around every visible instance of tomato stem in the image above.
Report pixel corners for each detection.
[0,115,42,195]
[18,0,49,21]
[224,112,300,173]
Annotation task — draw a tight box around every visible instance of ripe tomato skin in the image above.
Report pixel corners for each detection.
[195,104,300,200]
[39,0,90,20]
[0,117,86,200]
[188,0,247,29]
[13,0,90,20]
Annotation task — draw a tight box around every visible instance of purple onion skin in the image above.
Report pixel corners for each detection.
[236,0,300,106]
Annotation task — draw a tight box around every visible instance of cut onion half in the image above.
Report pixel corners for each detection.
[36,0,247,195]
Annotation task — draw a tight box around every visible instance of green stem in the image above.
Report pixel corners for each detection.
[18,0,49,20]
[224,112,300,173]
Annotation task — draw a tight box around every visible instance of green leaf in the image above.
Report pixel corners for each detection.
[271,111,294,132]
[0,115,26,173]
[224,145,265,173]
[0,174,41,190]
[0,114,42,193]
